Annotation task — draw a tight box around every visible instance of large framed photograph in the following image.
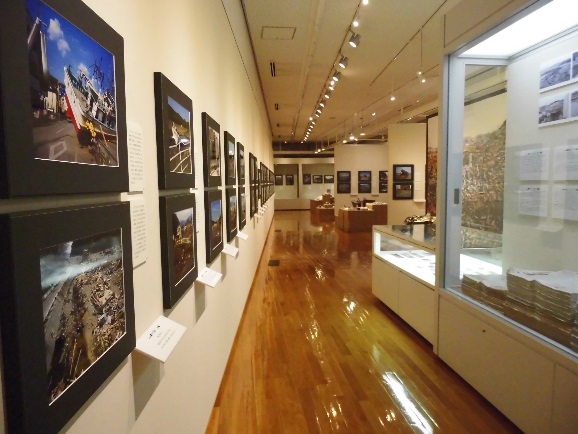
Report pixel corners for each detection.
[204,189,223,264]
[249,153,256,185]
[154,72,194,189]
[393,182,414,199]
[379,170,389,182]
[379,182,388,193]
[250,185,257,218]
[337,182,351,194]
[159,193,198,308]
[237,142,245,185]
[358,182,371,193]
[225,187,238,242]
[393,164,414,182]
[238,187,247,230]
[303,173,311,185]
[313,175,323,184]
[324,174,334,183]
[337,171,351,182]
[286,174,294,185]
[0,0,128,197]
[201,112,221,187]
[0,202,135,433]
[224,131,236,185]
[275,174,283,185]
[358,171,371,182]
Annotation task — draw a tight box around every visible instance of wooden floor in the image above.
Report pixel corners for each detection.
[206,211,522,433]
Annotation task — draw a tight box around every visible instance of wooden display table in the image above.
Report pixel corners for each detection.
[367,203,388,225]
[311,206,335,222]
[336,208,375,232]
[310,199,323,211]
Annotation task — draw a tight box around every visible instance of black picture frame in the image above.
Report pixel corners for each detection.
[393,182,414,199]
[225,187,238,242]
[324,175,334,183]
[238,186,247,230]
[159,193,198,308]
[393,164,414,182]
[0,202,135,434]
[379,182,388,193]
[154,72,194,189]
[250,185,257,218]
[275,174,283,185]
[224,131,236,186]
[358,182,371,193]
[0,0,128,197]
[337,182,351,194]
[313,175,323,184]
[303,174,312,184]
[379,170,389,182]
[237,142,245,185]
[201,112,221,187]
[337,171,351,182]
[204,189,223,263]
[286,174,294,185]
[358,171,371,182]
[249,153,256,184]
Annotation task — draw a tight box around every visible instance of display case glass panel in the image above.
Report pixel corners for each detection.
[442,0,578,355]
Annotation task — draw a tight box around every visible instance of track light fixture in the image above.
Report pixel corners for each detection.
[332,71,341,82]
[316,107,322,113]
[390,94,396,101]
[349,33,361,48]
[338,56,349,69]
[315,113,320,118]
[352,14,359,28]
[324,89,332,99]
[328,84,335,91]
[362,0,369,5]
[319,100,325,107]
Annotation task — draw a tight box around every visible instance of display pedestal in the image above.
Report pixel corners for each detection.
[311,206,335,222]
[337,208,375,232]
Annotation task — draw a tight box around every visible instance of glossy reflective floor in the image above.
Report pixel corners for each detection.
[206,211,522,433]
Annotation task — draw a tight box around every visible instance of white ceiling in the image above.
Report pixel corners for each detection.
[241,0,462,148]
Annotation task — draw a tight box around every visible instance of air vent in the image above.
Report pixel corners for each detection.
[270,61,276,77]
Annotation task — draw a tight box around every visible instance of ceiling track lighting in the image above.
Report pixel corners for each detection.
[324,90,332,99]
[328,84,335,91]
[332,71,341,82]
[349,32,361,48]
[338,56,348,69]
[352,14,359,28]
[362,0,369,5]
[319,100,325,107]
[390,94,396,101]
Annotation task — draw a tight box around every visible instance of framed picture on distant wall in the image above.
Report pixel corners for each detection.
[379,182,388,193]
[379,170,388,182]
[224,132,236,185]
[0,202,135,433]
[337,171,351,182]
[225,188,238,242]
[154,72,194,189]
[286,174,294,185]
[393,182,414,199]
[358,171,371,182]
[204,189,223,263]
[238,187,247,230]
[275,175,283,185]
[337,182,351,194]
[393,164,414,182]
[201,113,222,187]
[358,182,371,193]
[313,175,323,183]
[237,142,245,185]
[324,175,334,183]
[0,0,128,197]
[159,193,198,308]
[303,174,312,184]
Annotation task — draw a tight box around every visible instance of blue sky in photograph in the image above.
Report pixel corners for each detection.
[168,96,191,124]
[211,199,221,221]
[27,0,115,92]
[174,208,193,225]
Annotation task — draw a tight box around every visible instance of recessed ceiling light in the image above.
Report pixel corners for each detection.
[360,132,366,136]
[390,95,396,101]
[372,112,376,116]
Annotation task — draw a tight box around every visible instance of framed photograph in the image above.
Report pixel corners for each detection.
[540,55,571,91]
[204,189,223,263]
[303,174,312,185]
[337,171,351,182]
[201,112,221,187]
[324,175,334,183]
[224,132,236,185]
[286,174,294,185]
[154,72,194,189]
[0,0,128,197]
[238,187,247,230]
[250,185,257,217]
[237,142,245,185]
[379,170,388,182]
[275,174,283,185]
[337,182,351,194]
[159,193,198,308]
[379,182,388,193]
[225,188,238,242]
[393,164,414,182]
[313,175,323,184]
[358,182,371,193]
[358,171,371,182]
[393,182,414,199]
[0,202,135,433]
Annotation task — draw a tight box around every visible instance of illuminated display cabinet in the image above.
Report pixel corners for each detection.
[437,1,578,433]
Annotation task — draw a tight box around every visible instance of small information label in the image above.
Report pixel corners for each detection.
[222,244,239,258]
[197,267,222,287]
[127,121,145,192]
[135,316,186,363]
[237,231,249,240]
[130,199,147,267]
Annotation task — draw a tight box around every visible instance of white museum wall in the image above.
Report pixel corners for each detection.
[388,124,427,224]
[334,144,389,211]
[0,0,273,433]
[503,30,578,271]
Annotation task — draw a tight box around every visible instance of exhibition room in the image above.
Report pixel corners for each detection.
[0,0,577,433]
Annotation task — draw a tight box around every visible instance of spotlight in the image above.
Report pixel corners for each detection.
[315,113,320,118]
[390,95,396,101]
[319,101,325,107]
[349,133,355,141]
[362,0,368,4]
[343,139,347,143]
[349,33,361,48]
[332,71,341,82]
[324,89,332,99]
[316,108,322,113]
[360,132,366,136]
[352,16,359,27]
[417,70,422,76]
[309,116,313,121]
[311,120,316,124]
[372,112,376,116]
[328,84,334,91]
[338,56,348,69]
[421,77,426,83]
